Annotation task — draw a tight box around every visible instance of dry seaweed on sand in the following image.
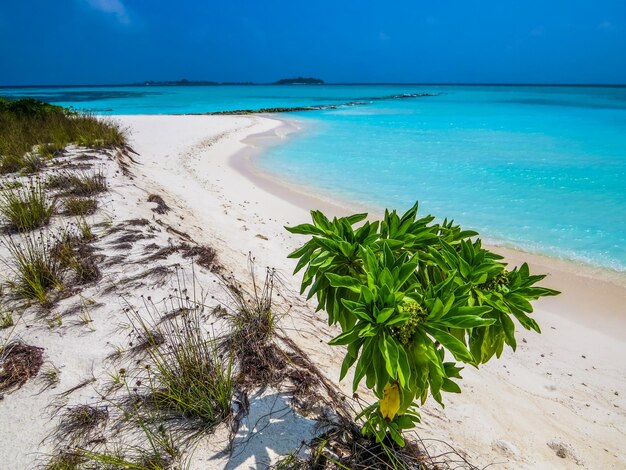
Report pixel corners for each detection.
[0,341,44,394]
[147,194,170,214]
[53,404,109,446]
[181,244,218,271]
[272,414,480,470]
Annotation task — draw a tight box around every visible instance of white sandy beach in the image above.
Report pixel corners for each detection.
[0,113,624,469]
[114,114,626,469]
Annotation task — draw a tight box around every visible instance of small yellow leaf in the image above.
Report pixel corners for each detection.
[380,382,401,420]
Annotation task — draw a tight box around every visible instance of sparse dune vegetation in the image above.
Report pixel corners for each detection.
[0,98,125,174]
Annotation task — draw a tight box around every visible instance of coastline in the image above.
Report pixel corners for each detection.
[232,114,626,341]
[112,114,626,468]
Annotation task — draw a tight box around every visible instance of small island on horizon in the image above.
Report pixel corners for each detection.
[273,77,324,85]
[137,77,325,87]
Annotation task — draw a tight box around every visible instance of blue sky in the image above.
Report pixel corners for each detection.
[1,0,625,85]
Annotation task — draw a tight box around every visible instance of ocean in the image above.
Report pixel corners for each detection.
[2,84,625,271]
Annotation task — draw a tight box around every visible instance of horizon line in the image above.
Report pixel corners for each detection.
[1,82,626,89]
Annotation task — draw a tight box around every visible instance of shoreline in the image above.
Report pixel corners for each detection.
[230,113,626,340]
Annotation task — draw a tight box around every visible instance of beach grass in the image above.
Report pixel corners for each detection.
[3,231,65,304]
[55,404,109,446]
[44,451,85,470]
[126,296,234,430]
[220,264,279,387]
[63,197,97,216]
[0,179,56,232]
[0,311,14,329]
[0,98,125,174]
[53,229,101,285]
[47,169,108,197]
[75,217,94,241]
[39,364,61,391]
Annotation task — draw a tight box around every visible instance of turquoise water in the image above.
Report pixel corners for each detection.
[2,85,625,271]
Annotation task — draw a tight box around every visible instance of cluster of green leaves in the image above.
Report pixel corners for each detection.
[0,98,125,174]
[286,202,558,445]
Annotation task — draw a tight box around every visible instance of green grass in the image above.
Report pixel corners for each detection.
[2,231,64,304]
[47,169,107,196]
[37,143,64,159]
[0,311,14,329]
[0,98,126,174]
[63,197,97,216]
[76,217,94,241]
[44,452,84,470]
[126,296,234,429]
[0,179,56,232]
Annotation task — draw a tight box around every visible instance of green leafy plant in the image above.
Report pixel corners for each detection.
[286,202,559,446]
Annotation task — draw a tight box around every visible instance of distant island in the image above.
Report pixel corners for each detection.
[134,78,324,86]
[273,77,324,85]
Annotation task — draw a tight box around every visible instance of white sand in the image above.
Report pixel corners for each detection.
[1,114,624,469]
[115,114,625,469]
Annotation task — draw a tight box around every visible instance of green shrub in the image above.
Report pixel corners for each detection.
[0,179,56,232]
[286,202,559,446]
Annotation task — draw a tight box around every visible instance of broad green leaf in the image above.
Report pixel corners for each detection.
[326,273,362,293]
[436,314,496,329]
[426,326,475,364]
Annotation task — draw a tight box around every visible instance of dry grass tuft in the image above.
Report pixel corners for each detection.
[125,218,151,227]
[219,261,282,388]
[52,230,101,286]
[112,230,151,244]
[55,404,109,446]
